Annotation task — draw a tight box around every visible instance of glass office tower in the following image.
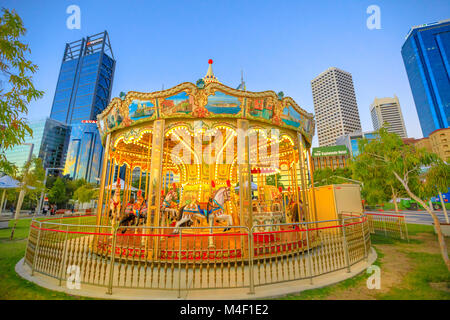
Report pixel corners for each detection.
[3,118,70,172]
[64,122,103,183]
[401,20,450,137]
[50,31,116,124]
[49,31,115,183]
[50,31,115,124]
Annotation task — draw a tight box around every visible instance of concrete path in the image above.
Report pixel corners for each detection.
[15,248,376,300]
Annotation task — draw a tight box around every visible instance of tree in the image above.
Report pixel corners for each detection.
[47,177,67,207]
[0,157,18,177]
[313,167,353,187]
[0,8,44,159]
[353,127,450,270]
[266,173,284,189]
[10,156,44,239]
[73,182,98,205]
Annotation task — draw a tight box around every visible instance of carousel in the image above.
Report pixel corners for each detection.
[94,60,317,261]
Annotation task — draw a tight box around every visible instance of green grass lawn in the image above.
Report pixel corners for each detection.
[1,220,449,300]
[281,223,450,300]
[0,218,93,300]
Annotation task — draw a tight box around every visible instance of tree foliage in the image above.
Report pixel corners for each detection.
[73,182,98,204]
[0,8,43,159]
[352,127,450,270]
[47,177,67,206]
[313,167,353,187]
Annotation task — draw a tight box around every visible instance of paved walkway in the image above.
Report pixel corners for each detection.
[16,248,376,300]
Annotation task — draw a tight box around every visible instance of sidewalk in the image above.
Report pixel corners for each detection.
[16,248,377,300]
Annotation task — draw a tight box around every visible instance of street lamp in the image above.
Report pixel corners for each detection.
[36,167,65,216]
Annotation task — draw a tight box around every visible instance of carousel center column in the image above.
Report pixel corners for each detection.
[237,119,253,232]
[145,120,165,260]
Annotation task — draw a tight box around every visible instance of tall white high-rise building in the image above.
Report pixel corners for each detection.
[311,67,362,146]
[370,96,407,138]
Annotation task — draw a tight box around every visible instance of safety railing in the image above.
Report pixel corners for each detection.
[24,215,371,295]
[366,212,409,241]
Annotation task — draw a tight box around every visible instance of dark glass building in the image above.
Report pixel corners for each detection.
[3,118,70,173]
[50,31,115,124]
[48,31,116,183]
[401,20,450,137]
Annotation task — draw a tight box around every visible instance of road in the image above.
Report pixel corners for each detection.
[365,210,449,225]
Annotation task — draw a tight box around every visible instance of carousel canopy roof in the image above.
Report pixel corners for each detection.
[97,60,315,146]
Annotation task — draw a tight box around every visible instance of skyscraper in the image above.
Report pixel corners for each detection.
[50,31,115,124]
[311,67,362,146]
[50,31,115,183]
[370,96,407,138]
[401,20,450,137]
[63,121,103,183]
[3,118,70,172]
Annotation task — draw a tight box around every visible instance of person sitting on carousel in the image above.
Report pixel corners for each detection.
[119,195,137,233]
[134,190,147,225]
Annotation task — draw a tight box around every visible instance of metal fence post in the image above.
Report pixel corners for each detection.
[107,226,117,295]
[382,216,387,236]
[31,221,42,276]
[58,224,70,286]
[248,227,255,294]
[305,222,314,284]
[403,216,409,243]
[23,219,34,267]
[177,228,182,299]
[341,218,351,273]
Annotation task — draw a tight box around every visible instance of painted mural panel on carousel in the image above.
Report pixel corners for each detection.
[281,105,303,129]
[128,100,156,121]
[205,91,242,115]
[160,91,194,117]
[247,98,274,121]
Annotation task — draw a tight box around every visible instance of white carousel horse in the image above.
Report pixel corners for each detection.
[206,186,233,232]
[171,200,208,234]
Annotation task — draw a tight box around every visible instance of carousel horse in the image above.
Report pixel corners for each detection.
[171,180,233,234]
[171,199,208,234]
[119,191,147,233]
[161,184,179,223]
[206,180,233,232]
[109,179,121,227]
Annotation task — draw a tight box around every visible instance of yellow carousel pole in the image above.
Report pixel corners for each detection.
[145,120,165,260]
[96,133,111,226]
[95,133,111,249]
[307,149,318,224]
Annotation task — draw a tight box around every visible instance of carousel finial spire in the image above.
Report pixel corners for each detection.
[203,59,219,84]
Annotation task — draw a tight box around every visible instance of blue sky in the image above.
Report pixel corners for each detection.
[3,0,450,146]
